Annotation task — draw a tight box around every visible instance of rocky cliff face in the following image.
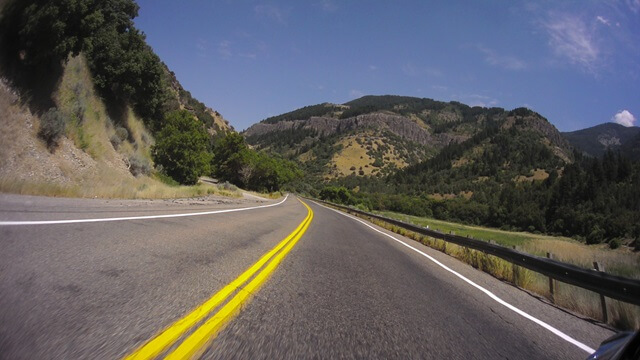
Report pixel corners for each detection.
[164,66,233,134]
[508,115,573,162]
[244,112,456,147]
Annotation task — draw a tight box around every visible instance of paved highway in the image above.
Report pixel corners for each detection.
[0,193,614,359]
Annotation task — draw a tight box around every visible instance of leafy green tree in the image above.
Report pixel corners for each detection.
[245,152,302,192]
[212,132,302,191]
[211,132,251,185]
[1,0,167,129]
[0,0,100,67]
[319,186,355,205]
[152,110,212,185]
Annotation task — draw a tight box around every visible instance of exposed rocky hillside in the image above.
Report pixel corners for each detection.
[246,113,454,147]
[562,123,640,159]
[0,57,150,192]
[244,95,573,180]
[164,66,233,135]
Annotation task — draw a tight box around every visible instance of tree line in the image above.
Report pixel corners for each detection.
[319,148,640,248]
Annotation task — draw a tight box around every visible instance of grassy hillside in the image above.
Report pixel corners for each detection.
[0,55,239,199]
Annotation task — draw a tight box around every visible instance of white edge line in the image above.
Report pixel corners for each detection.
[0,194,289,226]
[314,201,596,355]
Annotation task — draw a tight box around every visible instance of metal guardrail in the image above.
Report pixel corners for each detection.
[310,198,640,306]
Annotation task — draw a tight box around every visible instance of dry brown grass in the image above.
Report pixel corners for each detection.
[331,136,374,176]
[377,210,639,279]
[523,239,640,279]
[427,193,456,200]
[327,134,408,179]
[0,171,241,199]
[298,150,316,163]
[1,55,234,201]
[514,168,549,182]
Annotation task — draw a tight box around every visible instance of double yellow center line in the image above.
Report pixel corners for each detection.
[124,198,313,360]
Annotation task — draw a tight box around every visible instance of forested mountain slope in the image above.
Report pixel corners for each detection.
[245,95,572,180]
[563,123,640,159]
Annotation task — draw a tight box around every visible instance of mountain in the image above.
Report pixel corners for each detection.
[244,95,573,181]
[622,132,640,160]
[562,123,640,159]
[258,97,639,246]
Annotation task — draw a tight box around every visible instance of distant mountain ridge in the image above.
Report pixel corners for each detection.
[562,123,640,159]
[244,95,573,180]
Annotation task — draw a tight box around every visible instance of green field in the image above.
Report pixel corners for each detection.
[373,210,640,280]
[374,210,552,247]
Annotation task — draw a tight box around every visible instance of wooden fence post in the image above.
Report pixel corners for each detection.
[547,252,555,303]
[593,261,608,324]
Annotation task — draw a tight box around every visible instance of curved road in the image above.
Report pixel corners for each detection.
[0,194,613,359]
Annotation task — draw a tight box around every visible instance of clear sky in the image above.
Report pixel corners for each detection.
[134,1,640,132]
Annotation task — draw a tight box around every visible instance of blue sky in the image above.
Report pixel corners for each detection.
[134,1,640,131]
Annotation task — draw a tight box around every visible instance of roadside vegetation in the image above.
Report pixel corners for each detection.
[211,133,302,192]
[0,172,241,199]
[374,210,640,280]
[316,145,640,249]
[337,207,640,330]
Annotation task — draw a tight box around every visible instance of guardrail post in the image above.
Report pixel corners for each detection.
[593,261,608,323]
[512,246,519,285]
[547,252,555,302]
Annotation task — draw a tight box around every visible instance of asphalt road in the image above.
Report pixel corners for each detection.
[0,193,614,359]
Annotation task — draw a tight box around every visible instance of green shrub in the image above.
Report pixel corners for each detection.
[152,110,212,185]
[319,186,354,205]
[211,132,302,191]
[72,99,86,123]
[587,225,605,245]
[115,127,129,142]
[218,181,237,192]
[608,238,621,249]
[38,108,67,150]
[110,134,122,149]
[128,154,152,177]
[154,172,179,186]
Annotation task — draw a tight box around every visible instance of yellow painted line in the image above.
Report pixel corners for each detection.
[164,199,313,360]
[123,199,313,360]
